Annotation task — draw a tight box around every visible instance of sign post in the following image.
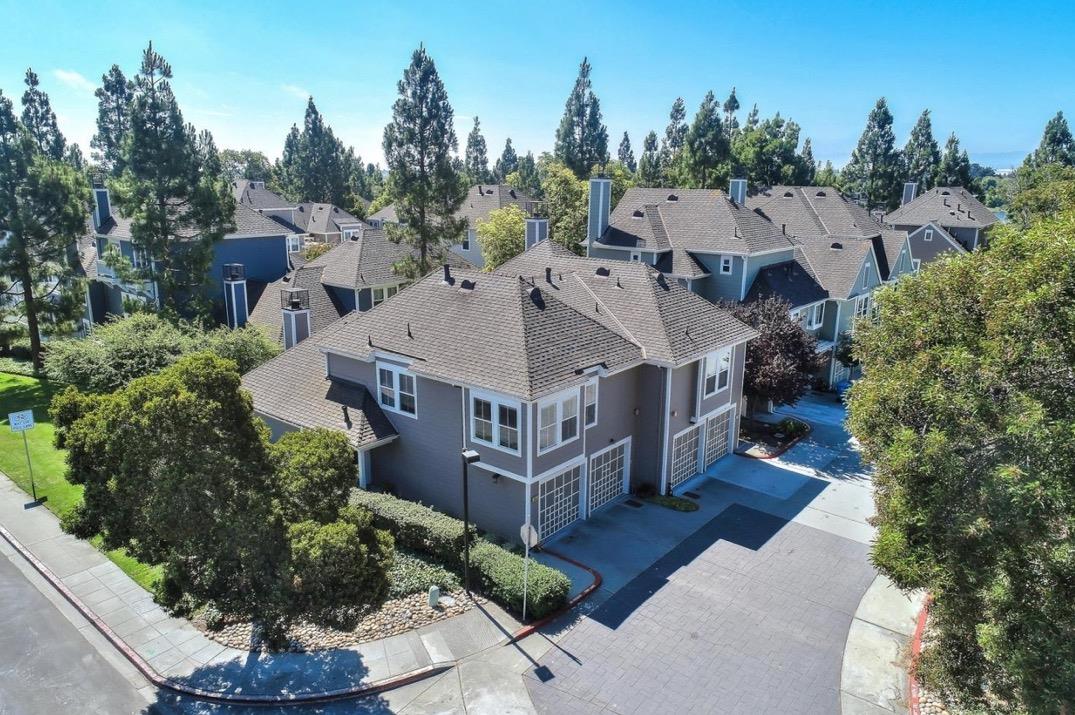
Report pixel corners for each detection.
[8,410,37,501]
[520,523,540,623]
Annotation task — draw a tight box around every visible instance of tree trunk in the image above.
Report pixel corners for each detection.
[19,267,43,371]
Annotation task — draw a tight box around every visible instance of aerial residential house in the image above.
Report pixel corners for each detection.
[232,179,368,248]
[242,247,755,543]
[246,227,473,347]
[883,183,997,269]
[368,184,540,267]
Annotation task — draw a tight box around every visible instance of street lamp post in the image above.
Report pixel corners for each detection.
[461,449,480,594]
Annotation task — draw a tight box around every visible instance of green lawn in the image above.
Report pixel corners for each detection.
[0,372,161,591]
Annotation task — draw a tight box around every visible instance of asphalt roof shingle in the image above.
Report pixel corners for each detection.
[791,235,876,300]
[369,184,537,230]
[745,249,828,308]
[883,186,997,230]
[246,265,348,346]
[747,186,883,239]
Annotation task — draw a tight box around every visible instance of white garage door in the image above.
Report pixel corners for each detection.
[588,439,630,514]
[537,464,582,540]
[704,409,733,469]
[670,424,702,490]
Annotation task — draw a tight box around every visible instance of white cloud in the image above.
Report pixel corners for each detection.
[281,84,310,101]
[52,69,96,95]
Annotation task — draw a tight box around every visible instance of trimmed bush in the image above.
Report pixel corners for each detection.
[349,489,571,618]
[389,549,461,598]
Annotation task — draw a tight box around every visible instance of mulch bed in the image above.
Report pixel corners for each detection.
[736,416,811,459]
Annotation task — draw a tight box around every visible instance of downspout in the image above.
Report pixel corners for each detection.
[580,385,589,518]
[659,366,673,495]
[526,400,535,541]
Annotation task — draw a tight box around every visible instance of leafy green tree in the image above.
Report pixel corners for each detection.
[660,97,688,184]
[383,46,468,279]
[270,428,359,524]
[617,131,636,173]
[1026,110,1075,168]
[541,160,587,254]
[637,130,661,187]
[464,116,491,184]
[220,149,273,182]
[815,160,841,187]
[842,98,902,210]
[902,110,941,190]
[0,90,88,370]
[493,138,518,182]
[554,58,608,178]
[1008,163,1075,227]
[20,69,65,161]
[684,91,727,189]
[91,65,133,176]
[475,204,526,270]
[935,132,972,188]
[846,209,1075,713]
[731,112,807,187]
[112,43,235,316]
[597,161,634,208]
[506,150,540,197]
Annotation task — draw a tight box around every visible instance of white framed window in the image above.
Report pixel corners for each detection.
[287,234,305,252]
[703,348,731,397]
[912,258,922,272]
[470,391,520,454]
[584,381,598,427]
[720,256,733,274]
[630,251,641,262]
[924,229,934,242]
[377,362,417,417]
[461,230,472,251]
[537,389,581,454]
[862,263,870,290]
[372,284,400,307]
[807,302,824,329]
[854,295,871,323]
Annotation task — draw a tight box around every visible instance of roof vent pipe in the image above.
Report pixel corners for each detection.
[545,267,553,284]
[442,264,453,285]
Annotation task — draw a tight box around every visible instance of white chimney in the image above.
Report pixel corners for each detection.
[901,182,918,206]
[281,288,312,348]
[525,217,549,250]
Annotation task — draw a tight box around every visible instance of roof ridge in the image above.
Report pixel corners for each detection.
[568,273,646,358]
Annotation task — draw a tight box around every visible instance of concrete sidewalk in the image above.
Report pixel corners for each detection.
[0,473,520,700]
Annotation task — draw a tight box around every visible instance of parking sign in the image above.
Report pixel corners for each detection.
[8,410,34,432]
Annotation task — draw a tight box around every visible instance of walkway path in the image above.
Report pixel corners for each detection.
[0,472,519,703]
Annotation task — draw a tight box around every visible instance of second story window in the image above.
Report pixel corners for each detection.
[808,303,824,329]
[720,256,733,274]
[703,348,731,397]
[287,235,304,253]
[538,390,581,453]
[854,295,871,324]
[372,284,399,307]
[584,381,598,427]
[377,363,417,417]
[862,263,871,290]
[924,229,934,242]
[470,392,520,453]
[462,230,472,251]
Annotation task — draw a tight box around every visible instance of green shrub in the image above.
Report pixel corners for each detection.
[59,502,99,539]
[202,603,225,631]
[349,489,474,570]
[469,540,570,619]
[389,549,461,598]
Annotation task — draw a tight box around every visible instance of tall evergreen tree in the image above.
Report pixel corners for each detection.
[0,90,89,368]
[902,109,941,191]
[842,98,902,210]
[464,116,491,184]
[493,138,518,182]
[744,103,760,130]
[659,97,687,183]
[20,69,65,161]
[617,131,636,173]
[684,91,727,188]
[553,58,608,178]
[723,87,740,136]
[815,160,840,187]
[935,132,973,187]
[731,112,808,187]
[382,45,467,278]
[91,65,134,176]
[508,151,540,198]
[112,42,234,316]
[798,138,817,185]
[637,131,661,187]
[274,98,359,206]
[1028,111,1075,168]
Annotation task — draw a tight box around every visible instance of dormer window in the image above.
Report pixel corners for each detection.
[720,256,733,274]
[372,284,400,307]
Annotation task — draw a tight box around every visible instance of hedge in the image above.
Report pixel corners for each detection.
[349,489,571,619]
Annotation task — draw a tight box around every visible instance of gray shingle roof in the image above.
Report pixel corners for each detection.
[745,248,828,308]
[792,236,876,300]
[241,337,398,449]
[246,265,348,346]
[870,230,910,281]
[95,198,288,239]
[232,180,295,210]
[308,229,472,290]
[498,240,757,365]
[599,188,793,255]
[368,204,398,224]
[883,186,997,230]
[298,203,367,235]
[368,184,537,230]
[747,186,883,239]
[654,248,710,278]
[313,266,645,401]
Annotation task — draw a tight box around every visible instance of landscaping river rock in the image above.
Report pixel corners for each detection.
[201,588,479,652]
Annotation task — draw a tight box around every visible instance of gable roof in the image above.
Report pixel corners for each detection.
[95,197,289,239]
[308,229,473,290]
[745,249,828,308]
[598,188,793,255]
[313,267,646,401]
[498,240,757,366]
[747,186,884,239]
[884,186,996,230]
[869,230,911,281]
[369,184,538,230]
[791,236,877,300]
[232,180,295,210]
[297,203,367,235]
[246,265,348,346]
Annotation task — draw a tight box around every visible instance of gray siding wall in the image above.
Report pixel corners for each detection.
[450,229,485,268]
[741,249,798,299]
[848,256,881,299]
[587,244,634,262]
[949,226,978,250]
[631,364,665,491]
[901,224,962,265]
[584,368,643,487]
[461,387,528,478]
[692,253,744,302]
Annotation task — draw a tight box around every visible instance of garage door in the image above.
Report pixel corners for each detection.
[588,439,629,514]
[670,424,702,490]
[537,464,582,540]
[704,409,733,469]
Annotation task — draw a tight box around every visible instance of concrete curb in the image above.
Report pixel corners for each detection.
[510,547,602,641]
[734,416,812,461]
[908,596,932,715]
[0,523,453,705]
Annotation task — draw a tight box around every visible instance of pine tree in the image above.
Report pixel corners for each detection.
[744,103,760,130]
[112,42,234,316]
[382,45,467,278]
[21,69,65,160]
[637,131,661,187]
[509,151,540,198]
[1028,111,1075,167]
[554,58,608,178]
[659,97,687,183]
[842,98,902,210]
[493,138,518,182]
[723,87,740,137]
[815,160,840,187]
[902,109,941,191]
[935,133,973,187]
[617,131,636,173]
[274,98,354,206]
[91,65,133,176]
[464,116,491,184]
[798,138,817,185]
[0,91,89,368]
[684,91,727,189]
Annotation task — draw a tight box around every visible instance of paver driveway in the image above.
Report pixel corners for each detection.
[525,393,878,714]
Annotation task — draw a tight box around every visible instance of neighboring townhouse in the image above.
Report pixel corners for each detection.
[232,179,368,247]
[368,184,540,267]
[242,246,756,544]
[883,183,997,269]
[246,227,472,346]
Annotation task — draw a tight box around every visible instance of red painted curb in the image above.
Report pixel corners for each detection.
[734,417,812,461]
[908,595,932,715]
[0,524,452,705]
[509,547,602,641]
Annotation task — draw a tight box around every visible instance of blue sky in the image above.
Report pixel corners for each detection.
[2,0,1072,170]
